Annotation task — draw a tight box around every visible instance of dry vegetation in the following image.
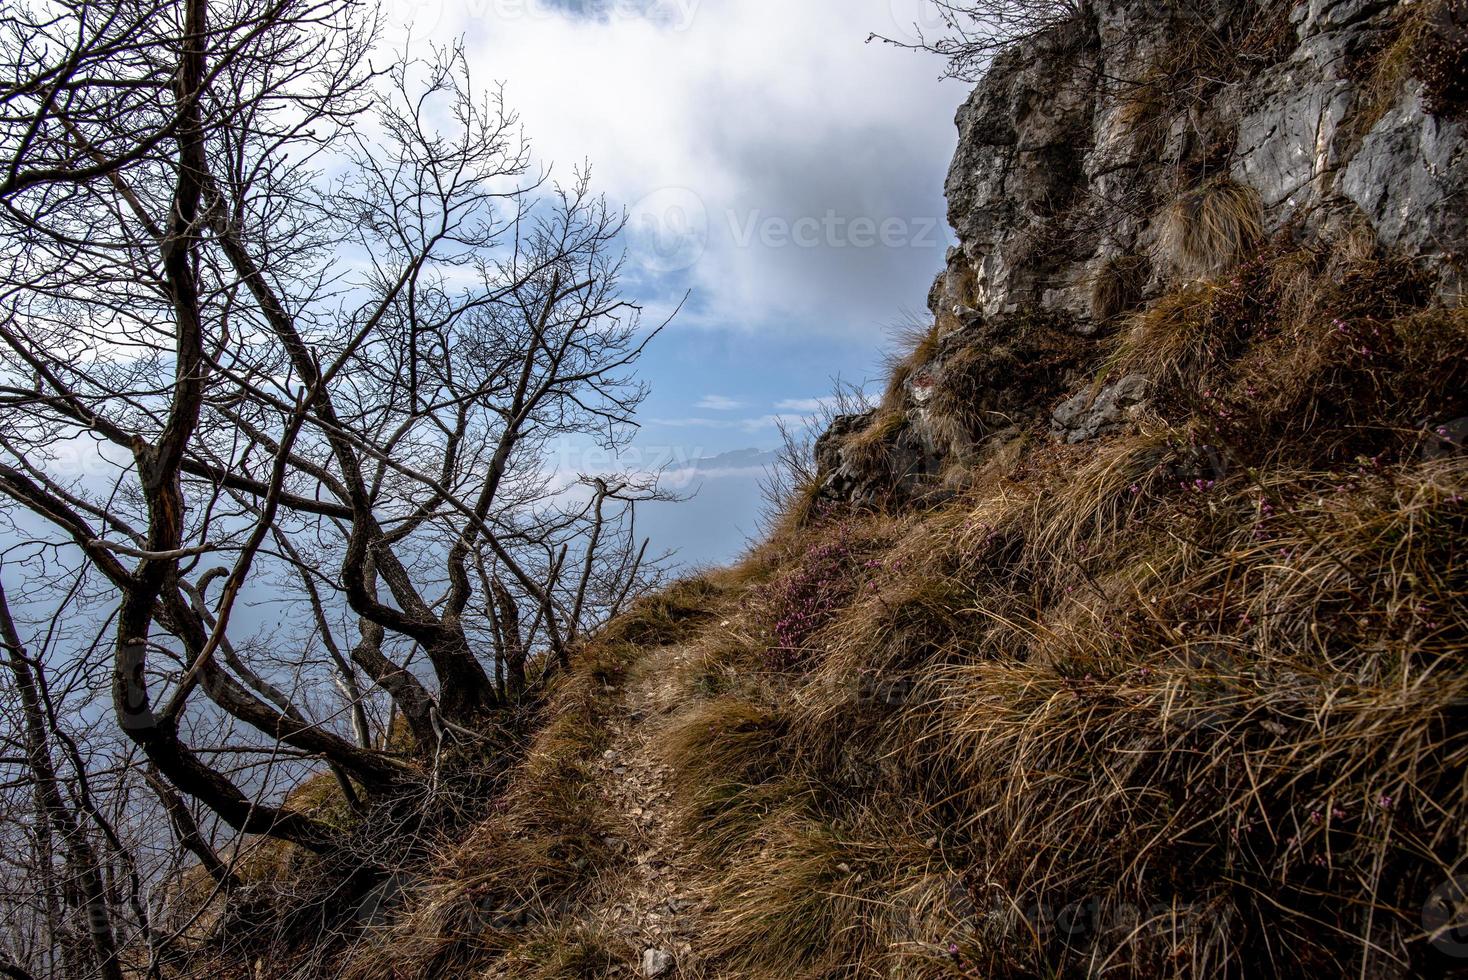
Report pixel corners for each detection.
[1348,0,1468,143]
[1156,180,1265,282]
[189,221,1468,978]
[634,225,1466,976]
[340,208,1466,978]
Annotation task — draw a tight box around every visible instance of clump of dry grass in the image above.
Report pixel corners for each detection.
[1108,229,1460,476]
[881,320,943,411]
[481,923,627,979]
[1089,252,1152,325]
[1107,280,1229,394]
[595,575,719,648]
[837,407,908,480]
[660,695,802,862]
[700,806,956,979]
[1158,179,1264,281]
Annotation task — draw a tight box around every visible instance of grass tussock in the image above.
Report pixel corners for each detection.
[595,575,720,648]
[481,923,627,979]
[700,808,953,980]
[838,407,908,480]
[882,320,942,411]
[1158,179,1264,281]
[1090,252,1152,325]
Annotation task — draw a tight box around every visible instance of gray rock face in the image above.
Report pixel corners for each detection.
[1232,68,1353,213]
[815,408,942,507]
[1342,88,1468,304]
[815,0,1467,501]
[1051,374,1151,444]
[933,0,1465,327]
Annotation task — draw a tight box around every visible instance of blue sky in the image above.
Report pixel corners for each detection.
[396,0,967,565]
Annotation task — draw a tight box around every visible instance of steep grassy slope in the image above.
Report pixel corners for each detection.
[335,225,1468,978]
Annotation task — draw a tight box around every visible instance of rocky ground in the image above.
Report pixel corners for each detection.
[579,645,708,978]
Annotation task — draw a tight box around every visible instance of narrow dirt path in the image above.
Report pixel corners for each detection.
[585,643,708,978]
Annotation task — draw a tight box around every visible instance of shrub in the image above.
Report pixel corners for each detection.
[874,0,1088,82]
[1351,0,1468,136]
[764,530,868,665]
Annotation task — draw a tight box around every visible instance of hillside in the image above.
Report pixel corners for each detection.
[216,1,1466,977]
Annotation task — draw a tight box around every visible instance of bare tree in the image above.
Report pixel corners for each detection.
[0,579,121,980]
[871,0,1088,80]
[0,0,666,915]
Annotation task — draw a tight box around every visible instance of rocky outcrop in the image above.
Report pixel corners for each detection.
[1051,373,1151,444]
[817,0,1466,503]
[941,0,1465,325]
[815,407,943,506]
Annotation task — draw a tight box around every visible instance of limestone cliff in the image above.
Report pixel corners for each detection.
[819,0,1466,501]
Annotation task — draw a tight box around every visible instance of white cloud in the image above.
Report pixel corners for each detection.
[414,0,962,340]
[695,394,744,411]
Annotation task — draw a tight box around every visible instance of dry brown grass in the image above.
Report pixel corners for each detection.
[1348,0,1467,147]
[1107,281,1227,393]
[881,320,942,412]
[595,576,720,649]
[838,407,908,479]
[924,308,1087,460]
[700,807,950,980]
[636,227,1468,977]
[1158,179,1264,281]
[335,580,730,980]
[672,446,1467,976]
[1089,252,1152,326]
